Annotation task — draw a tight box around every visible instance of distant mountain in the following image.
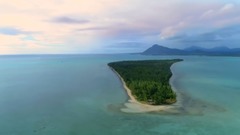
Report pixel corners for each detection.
[142,44,187,55]
[185,46,230,52]
[184,46,208,51]
[208,46,230,52]
[142,44,240,56]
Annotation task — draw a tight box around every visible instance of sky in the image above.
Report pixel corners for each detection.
[0,0,240,54]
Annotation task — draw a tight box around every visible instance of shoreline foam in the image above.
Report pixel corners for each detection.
[110,67,177,113]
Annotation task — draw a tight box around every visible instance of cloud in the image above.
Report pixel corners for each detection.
[199,3,240,26]
[51,16,89,24]
[165,25,240,48]
[0,27,26,35]
[221,3,235,11]
[76,27,108,31]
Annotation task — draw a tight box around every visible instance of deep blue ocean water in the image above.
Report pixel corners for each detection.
[0,54,240,135]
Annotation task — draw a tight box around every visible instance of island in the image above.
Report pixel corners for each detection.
[108,59,183,105]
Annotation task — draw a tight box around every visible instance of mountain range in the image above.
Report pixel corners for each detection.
[142,44,240,56]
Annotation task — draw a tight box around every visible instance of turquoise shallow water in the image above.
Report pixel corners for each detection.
[0,54,240,135]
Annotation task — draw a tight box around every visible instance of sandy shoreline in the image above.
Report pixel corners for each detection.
[110,67,176,113]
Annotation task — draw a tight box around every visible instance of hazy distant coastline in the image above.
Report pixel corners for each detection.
[142,44,240,56]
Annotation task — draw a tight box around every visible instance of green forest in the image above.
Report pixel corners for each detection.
[108,59,183,105]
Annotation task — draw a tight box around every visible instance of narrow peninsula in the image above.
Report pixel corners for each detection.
[108,59,183,106]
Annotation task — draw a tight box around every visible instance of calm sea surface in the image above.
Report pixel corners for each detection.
[0,54,240,135]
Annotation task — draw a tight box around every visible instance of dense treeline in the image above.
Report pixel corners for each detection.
[108,59,183,105]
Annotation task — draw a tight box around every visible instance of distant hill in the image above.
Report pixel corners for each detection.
[184,46,230,52]
[142,44,240,56]
[142,44,187,55]
[184,46,208,51]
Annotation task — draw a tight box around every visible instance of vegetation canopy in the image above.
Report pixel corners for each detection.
[108,59,183,105]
